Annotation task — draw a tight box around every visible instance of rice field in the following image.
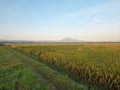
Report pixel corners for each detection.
[12,43,120,90]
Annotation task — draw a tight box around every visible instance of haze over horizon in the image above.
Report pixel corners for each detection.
[0,0,120,42]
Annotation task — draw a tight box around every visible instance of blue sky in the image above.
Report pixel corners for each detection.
[0,0,120,41]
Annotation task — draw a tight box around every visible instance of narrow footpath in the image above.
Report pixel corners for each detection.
[7,46,56,90]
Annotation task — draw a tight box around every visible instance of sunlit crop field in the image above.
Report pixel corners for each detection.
[13,43,120,90]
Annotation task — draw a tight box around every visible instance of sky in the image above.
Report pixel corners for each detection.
[0,0,120,41]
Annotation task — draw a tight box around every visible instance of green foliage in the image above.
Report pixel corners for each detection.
[0,46,50,90]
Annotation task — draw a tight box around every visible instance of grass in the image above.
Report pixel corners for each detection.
[0,45,50,90]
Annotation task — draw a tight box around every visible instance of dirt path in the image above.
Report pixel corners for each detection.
[7,46,56,90]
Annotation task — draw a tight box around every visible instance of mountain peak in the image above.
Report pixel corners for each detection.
[59,37,82,42]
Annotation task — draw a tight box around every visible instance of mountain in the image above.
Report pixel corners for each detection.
[59,37,82,42]
[0,38,83,43]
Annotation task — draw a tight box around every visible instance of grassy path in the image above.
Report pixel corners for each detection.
[7,46,56,90]
[0,45,51,90]
[7,46,88,90]
[21,61,56,90]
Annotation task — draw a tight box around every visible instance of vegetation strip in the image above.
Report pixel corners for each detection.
[9,47,56,90]
[0,45,50,90]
